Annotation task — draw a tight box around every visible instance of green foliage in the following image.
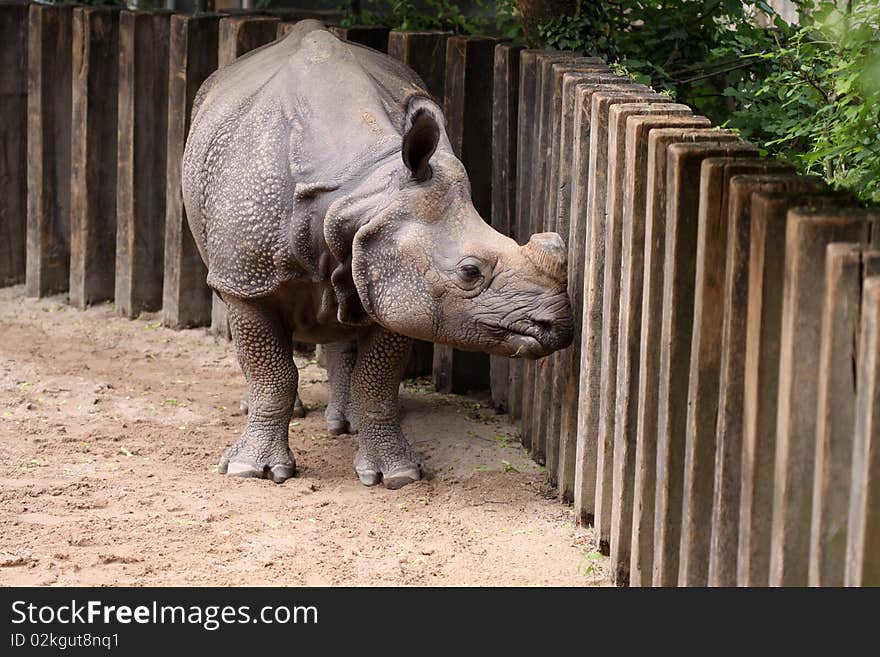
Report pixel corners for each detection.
[341,0,483,34]
[340,0,523,39]
[537,0,880,204]
[726,2,880,203]
[62,0,129,5]
[491,0,524,40]
[538,0,772,110]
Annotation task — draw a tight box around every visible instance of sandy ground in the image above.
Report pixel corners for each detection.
[0,285,608,586]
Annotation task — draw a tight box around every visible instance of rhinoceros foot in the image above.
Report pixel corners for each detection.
[218,417,297,484]
[326,404,358,436]
[354,435,421,489]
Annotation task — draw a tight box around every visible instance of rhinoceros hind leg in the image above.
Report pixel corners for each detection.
[219,296,298,484]
[292,395,306,418]
[352,327,420,488]
[324,339,358,435]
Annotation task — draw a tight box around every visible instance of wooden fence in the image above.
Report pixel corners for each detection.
[493,49,880,587]
[1,2,877,586]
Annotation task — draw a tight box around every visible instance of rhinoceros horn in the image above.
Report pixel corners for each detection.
[522,232,567,284]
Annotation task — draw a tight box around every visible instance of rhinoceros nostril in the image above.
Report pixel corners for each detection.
[532,319,554,335]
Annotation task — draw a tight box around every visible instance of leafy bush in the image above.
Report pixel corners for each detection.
[538,0,880,203]
[342,0,482,33]
[727,2,880,203]
[341,0,523,38]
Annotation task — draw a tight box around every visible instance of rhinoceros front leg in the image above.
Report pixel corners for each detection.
[324,340,358,435]
[352,327,420,489]
[218,295,297,483]
[239,383,305,418]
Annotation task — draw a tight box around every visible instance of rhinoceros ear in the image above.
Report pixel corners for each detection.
[402,109,439,182]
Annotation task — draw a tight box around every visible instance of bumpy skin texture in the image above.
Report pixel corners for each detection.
[240,385,305,419]
[351,328,417,488]
[218,296,298,483]
[183,21,574,488]
[323,340,358,435]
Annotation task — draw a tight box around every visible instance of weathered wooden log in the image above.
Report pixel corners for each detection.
[555,75,636,505]
[522,51,580,462]
[489,43,524,413]
[627,127,738,585]
[652,140,757,587]
[328,25,390,53]
[26,3,74,298]
[163,13,222,329]
[677,156,788,587]
[115,10,173,319]
[846,276,880,586]
[809,243,880,586]
[0,1,28,287]
[69,6,121,309]
[604,102,694,587]
[738,185,846,586]
[705,172,804,587]
[538,57,609,485]
[510,49,543,428]
[573,86,659,550]
[770,206,878,587]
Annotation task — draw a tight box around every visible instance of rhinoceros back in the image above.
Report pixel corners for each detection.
[182,20,432,299]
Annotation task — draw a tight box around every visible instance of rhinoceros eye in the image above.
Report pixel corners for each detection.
[456,261,485,291]
[459,264,481,281]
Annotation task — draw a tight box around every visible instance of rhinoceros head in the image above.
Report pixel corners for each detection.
[326,101,574,360]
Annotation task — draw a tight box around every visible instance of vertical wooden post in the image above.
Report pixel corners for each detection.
[810,244,880,586]
[573,87,658,551]
[538,57,608,485]
[769,207,876,586]
[489,43,524,413]
[556,76,635,505]
[621,118,712,585]
[738,186,844,586]
[387,30,451,99]
[69,6,121,309]
[115,10,173,319]
[523,51,582,463]
[705,173,804,587]
[604,102,694,586]
[652,139,754,587]
[510,50,542,428]
[328,25,390,52]
[678,156,788,587]
[630,127,736,585]
[26,3,74,298]
[163,13,222,329]
[0,1,28,287]
[846,276,880,586]
[433,35,497,394]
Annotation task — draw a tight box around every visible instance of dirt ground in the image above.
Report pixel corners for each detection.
[0,286,608,586]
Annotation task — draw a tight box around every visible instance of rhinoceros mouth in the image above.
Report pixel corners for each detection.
[481,322,552,359]
[507,333,546,359]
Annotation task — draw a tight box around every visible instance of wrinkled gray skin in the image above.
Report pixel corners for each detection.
[182,21,573,489]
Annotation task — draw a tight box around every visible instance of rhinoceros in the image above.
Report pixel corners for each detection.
[182,21,573,489]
